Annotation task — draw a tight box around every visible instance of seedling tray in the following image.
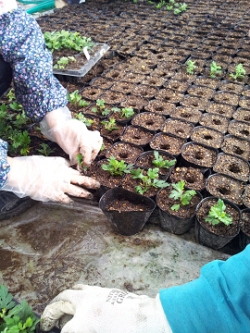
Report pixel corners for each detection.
[53,43,110,78]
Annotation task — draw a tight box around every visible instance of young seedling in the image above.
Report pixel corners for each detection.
[76,153,87,171]
[205,199,233,226]
[166,0,175,10]
[186,60,197,75]
[92,99,111,116]
[100,118,119,132]
[152,151,176,169]
[169,180,196,211]
[75,113,94,127]
[210,61,222,78]
[68,90,89,107]
[155,0,166,9]
[130,167,169,195]
[0,284,39,333]
[101,156,133,176]
[173,2,188,14]
[37,143,55,156]
[6,88,16,102]
[229,63,246,80]
[111,107,135,119]
[54,56,76,70]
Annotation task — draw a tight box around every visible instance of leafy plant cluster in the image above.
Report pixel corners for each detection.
[186,60,246,80]
[44,30,94,53]
[152,151,176,170]
[169,180,197,211]
[101,156,133,176]
[0,285,39,333]
[54,56,76,70]
[67,90,89,108]
[166,0,188,14]
[205,199,233,226]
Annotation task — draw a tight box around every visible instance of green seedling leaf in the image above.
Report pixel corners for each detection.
[229,63,246,80]
[205,199,233,226]
[186,60,196,75]
[169,180,196,211]
[152,151,176,169]
[101,156,133,176]
[210,61,222,78]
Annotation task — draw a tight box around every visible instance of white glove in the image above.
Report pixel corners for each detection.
[1,156,100,203]
[40,284,172,333]
[40,107,103,166]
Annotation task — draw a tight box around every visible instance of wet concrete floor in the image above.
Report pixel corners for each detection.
[0,198,228,314]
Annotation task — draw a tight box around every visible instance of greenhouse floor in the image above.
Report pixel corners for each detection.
[0,198,228,314]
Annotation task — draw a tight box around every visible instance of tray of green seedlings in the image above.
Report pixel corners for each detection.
[44,30,110,77]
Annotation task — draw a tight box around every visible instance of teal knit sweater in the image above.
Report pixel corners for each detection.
[160,244,250,333]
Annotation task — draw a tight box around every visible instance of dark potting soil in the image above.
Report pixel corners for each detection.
[105,142,143,164]
[181,143,217,168]
[241,211,250,236]
[221,135,250,161]
[190,126,224,149]
[107,198,151,212]
[196,198,240,237]
[162,118,194,139]
[169,167,206,191]
[131,112,166,132]
[243,185,250,208]
[119,126,154,147]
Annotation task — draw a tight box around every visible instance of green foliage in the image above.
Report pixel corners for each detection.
[166,0,188,14]
[75,113,94,127]
[67,90,89,107]
[100,118,119,131]
[6,89,16,103]
[130,167,169,195]
[54,56,76,70]
[92,99,111,116]
[101,156,133,176]
[205,199,233,226]
[44,30,94,53]
[111,107,135,119]
[210,61,222,78]
[229,63,246,80]
[186,60,196,74]
[0,285,39,333]
[37,143,55,156]
[152,151,176,169]
[169,180,196,211]
[155,0,166,9]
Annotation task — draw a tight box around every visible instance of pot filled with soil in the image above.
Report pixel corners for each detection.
[190,126,224,149]
[239,208,250,250]
[228,119,250,141]
[105,141,143,164]
[119,125,154,148]
[108,106,138,125]
[206,173,245,206]
[99,187,156,236]
[195,197,241,250]
[135,150,176,179]
[221,135,250,161]
[150,133,186,157]
[180,142,218,169]
[242,184,250,209]
[145,99,175,116]
[100,118,126,142]
[121,95,148,111]
[169,167,207,192]
[206,102,235,118]
[162,118,194,139]
[156,180,202,234]
[171,106,202,125]
[199,113,230,134]
[131,112,166,132]
[213,153,250,182]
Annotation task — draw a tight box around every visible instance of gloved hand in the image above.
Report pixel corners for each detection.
[40,284,172,333]
[40,107,103,167]
[1,156,100,203]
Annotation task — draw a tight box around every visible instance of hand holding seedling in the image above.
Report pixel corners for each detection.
[40,106,103,167]
[2,156,100,203]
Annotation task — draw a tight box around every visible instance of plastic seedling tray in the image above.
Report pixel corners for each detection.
[53,43,110,78]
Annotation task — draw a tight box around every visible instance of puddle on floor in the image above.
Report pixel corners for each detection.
[0,198,228,314]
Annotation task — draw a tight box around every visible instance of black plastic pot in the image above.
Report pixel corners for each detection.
[195,197,241,250]
[156,189,202,235]
[239,208,250,250]
[99,187,156,236]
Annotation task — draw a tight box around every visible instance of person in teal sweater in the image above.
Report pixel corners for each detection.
[40,244,250,333]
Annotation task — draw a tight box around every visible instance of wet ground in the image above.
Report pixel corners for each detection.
[0,198,228,314]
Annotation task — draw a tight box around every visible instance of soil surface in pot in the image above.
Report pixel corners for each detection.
[199,113,229,133]
[171,106,202,124]
[162,118,194,139]
[221,135,250,161]
[243,185,250,208]
[213,153,249,182]
[190,126,224,149]
[105,142,143,163]
[169,167,206,191]
[206,102,235,118]
[145,100,175,116]
[106,196,152,212]
[157,186,201,219]
[92,160,123,189]
[228,120,250,141]
[131,112,166,132]
[150,133,186,157]
[181,143,217,168]
[196,198,240,237]
[206,174,245,206]
[241,210,250,236]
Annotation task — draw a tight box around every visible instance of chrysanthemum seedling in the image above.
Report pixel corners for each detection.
[92,99,111,116]
[100,118,119,131]
[37,143,55,156]
[205,199,233,226]
[101,156,133,176]
[130,167,169,195]
[68,90,89,107]
[229,63,246,80]
[54,56,76,70]
[152,151,176,169]
[210,61,222,78]
[75,113,94,127]
[186,60,197,75]
[111,107,135,119]
[169,180,197,211]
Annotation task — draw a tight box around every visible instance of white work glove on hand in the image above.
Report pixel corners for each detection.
[40,107,103,166]
[40,284,172,333]
[1,156,100,203]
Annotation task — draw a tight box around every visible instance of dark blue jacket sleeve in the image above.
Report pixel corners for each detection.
[159,244,250,333]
